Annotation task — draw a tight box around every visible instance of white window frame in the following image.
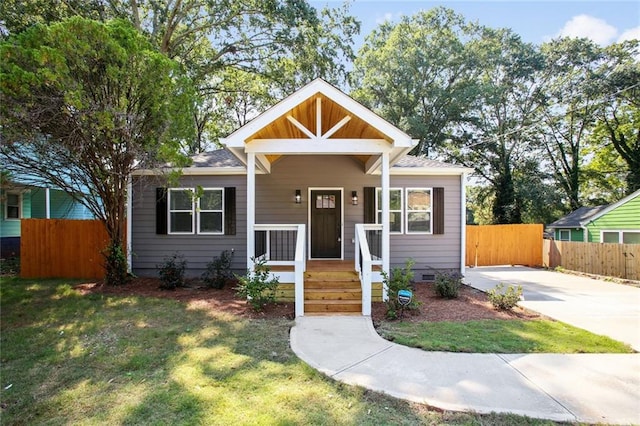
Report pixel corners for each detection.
[558,229,570,241]
[405,188,432,234]
[375,187,403,234]
[168,188,195,235]
[4,192,21,220]
[600,230,640,244]
[197,188,224,235]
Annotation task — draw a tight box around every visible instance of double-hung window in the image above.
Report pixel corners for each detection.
[558,230,570,241]
[602,230,640,244]
[376,188,403,233]
[198,188,224,234]
[406,188,432,234]
[168,188,195,234]
[5,192,21,220]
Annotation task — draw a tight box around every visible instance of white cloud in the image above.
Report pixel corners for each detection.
[375,11,403,25]
[618,27,640,42]
[557,14,618,46]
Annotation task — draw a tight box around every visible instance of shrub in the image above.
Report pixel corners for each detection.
[104,242,130,286]
[487,283,523,310]
[434,271,463,299]
[202,250,235,289]
[382,259,419,320]
[157,252,187,290]
[0,256,20,276]
[235,258,279,311]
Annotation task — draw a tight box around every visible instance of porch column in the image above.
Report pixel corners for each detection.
[381,151,390,287]
[247,152,256,270]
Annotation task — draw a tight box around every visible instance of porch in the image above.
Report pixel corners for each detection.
[256,224,384,316]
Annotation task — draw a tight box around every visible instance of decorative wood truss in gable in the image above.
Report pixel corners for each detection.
[222,79,417,174]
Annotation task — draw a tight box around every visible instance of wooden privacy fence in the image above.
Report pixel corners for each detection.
[466,224,543,267]
[543,240,640,281]
[21,219,110,279]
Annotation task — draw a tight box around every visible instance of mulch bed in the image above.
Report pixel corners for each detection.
[76,277,542,323]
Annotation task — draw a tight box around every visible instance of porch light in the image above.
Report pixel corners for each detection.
[295,189,302,204]
[351,191,358,205]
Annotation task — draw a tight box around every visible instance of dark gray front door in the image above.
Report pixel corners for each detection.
[310,190,341,258]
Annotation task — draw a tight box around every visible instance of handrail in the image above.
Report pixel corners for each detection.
[254,224,306,317]
[355,223,382,316]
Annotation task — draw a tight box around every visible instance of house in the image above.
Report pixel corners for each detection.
[548,189,640,243]
[0,177,94,257]
[130,79,471,316]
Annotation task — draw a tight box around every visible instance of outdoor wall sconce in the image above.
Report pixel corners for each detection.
[351,191,358,205]
[295,189,302,204]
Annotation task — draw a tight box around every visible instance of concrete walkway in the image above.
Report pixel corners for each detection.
[465,266,640,351]
[291,316,640,424]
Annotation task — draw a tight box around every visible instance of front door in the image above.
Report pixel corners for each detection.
[310,189,342,259]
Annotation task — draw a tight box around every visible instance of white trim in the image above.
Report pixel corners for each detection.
[247,153,256,270]
[600,229,640,244]
[381,152,390,284]
[4,191,22,220]
[132,167,248,176]
[197,188,225,235]
[322,116,352,139]
[582,189,640,226]
[245,139,392,154]
[405,188,433,234]
[375,187,403,234]
[167,188,195,235]
[558,229,571,241]
[308,187,344,260]
[287,115,316,139]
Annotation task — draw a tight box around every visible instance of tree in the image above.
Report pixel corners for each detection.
[591,40,640,194]
[350,7,482,155]
[536,38,603,211]
[0,17,195,284]
[449,28,546,224]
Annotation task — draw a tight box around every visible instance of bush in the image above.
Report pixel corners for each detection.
[434,271,463,299]
[235,258,279,311]
[157,252,187,290]
[202,250,235,289]
[0,257,20,276]
[382,259,419,320]
[487,283,523,310]
[104,242,130,286]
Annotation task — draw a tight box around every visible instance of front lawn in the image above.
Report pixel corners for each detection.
[0,277,566,425]
[377,319,635,353]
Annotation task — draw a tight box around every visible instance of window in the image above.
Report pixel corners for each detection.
[198,188,224,234]
[558,230,570,241]
[602,230,640,244]
[5,192,20,220]
[168,188,195,234]
[376,188,403,233]
[406,188,432,233]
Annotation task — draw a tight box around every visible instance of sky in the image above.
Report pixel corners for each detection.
[311,0,640,49]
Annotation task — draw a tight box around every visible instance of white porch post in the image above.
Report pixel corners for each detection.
[247,152,256,270]
[381,151,390,296]
[45,187,51,219]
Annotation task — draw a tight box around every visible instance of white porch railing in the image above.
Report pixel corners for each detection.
[253,224,306,317]
[355,224,384,315]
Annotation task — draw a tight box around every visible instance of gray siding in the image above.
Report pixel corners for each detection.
[131,175,247,277]
[131,155,463,277]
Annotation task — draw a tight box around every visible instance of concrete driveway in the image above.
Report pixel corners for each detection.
[464,266,640,351]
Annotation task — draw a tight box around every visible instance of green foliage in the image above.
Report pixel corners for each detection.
[103,242,129,286]
[434,271,462,299]
[0,256,20,275]
[382,259,419,320]
[201,250,235,289]
[157,252,187,290]
[235,258,280,311]
[487,283,523,310]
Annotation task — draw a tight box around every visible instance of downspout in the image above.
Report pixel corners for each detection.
[126,177,132,273]
[460,172,467,275]
[45,187,51,219]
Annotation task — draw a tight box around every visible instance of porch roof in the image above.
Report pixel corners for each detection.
[221,78,419,174]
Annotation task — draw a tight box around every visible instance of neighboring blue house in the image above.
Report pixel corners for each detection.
[0,177,94,257]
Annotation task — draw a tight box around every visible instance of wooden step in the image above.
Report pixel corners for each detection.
[304,299,362,313]
[304,280,361,290]
[304,271,359,280]
[304,289,361,301]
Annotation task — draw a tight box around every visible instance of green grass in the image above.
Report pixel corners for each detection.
[0,277,573,425]
[377,319,635,353]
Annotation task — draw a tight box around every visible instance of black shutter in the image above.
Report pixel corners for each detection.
[156,188,168,235]
[224,187,236,235]
[433,187,444,235]
[364,187,376,223]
